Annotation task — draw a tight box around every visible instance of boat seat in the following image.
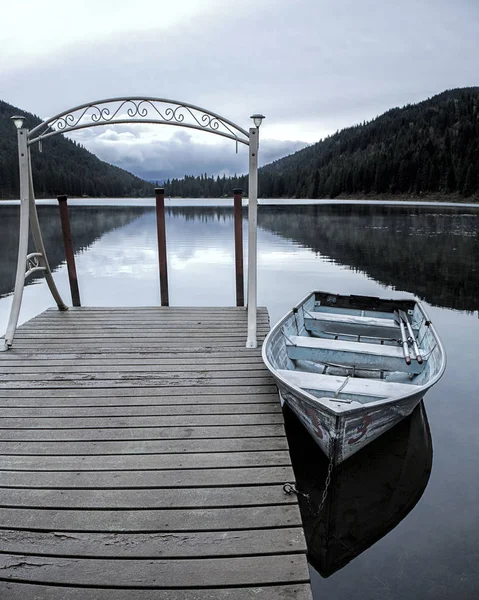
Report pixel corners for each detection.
[286,335,425,374]
[304,310,418,339]
[276,369,417,399]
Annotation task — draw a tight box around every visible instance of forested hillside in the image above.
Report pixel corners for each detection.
[167,87,479,200]
[2,88,478,200]
[0,100,152,198]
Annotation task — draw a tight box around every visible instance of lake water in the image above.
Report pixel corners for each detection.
[1,199,478,599]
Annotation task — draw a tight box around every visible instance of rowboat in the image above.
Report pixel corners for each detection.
[285,401,432,576]
[262,291,446,465]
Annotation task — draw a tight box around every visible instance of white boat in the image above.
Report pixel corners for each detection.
[262,291,446,465]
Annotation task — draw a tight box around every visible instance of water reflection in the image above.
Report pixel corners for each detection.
[285,401,433,577]
[0,205,151,298]
[259,204,479,313]
[167,203,479,312]
[1,203,477,313]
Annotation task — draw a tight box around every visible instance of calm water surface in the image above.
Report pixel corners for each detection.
[0,200,478,599]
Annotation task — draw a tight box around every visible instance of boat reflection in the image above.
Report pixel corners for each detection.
[284,400,432,577]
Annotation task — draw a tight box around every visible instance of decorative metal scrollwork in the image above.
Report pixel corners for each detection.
[28,98,250,147]
[25,253,45,278]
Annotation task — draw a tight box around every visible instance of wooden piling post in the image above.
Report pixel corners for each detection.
[233,188,244,307]
[57,195,81,307]
[155,187,169,306]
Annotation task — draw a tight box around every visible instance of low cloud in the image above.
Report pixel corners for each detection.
[71,126,308,180]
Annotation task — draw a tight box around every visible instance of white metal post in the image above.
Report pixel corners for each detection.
[246,127,259,348]
[2,128,31,351]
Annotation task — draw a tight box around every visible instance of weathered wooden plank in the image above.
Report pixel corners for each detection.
[18,314,270,322]
[18,317,270,325]
[0,527,306,557]
[18,324,270,331]
[0,403,280,417]
[41,305,268,312]
[41,306,270,315]
[32,313,270,320]
[2,345,266,355]
[0,385,278,398]
[0,466,294,488]
[12,336,270,345]
[0,437,288,456]
[0,424,285,441]
[23,310,269,316]
[10,341,264,349]
[17,324,270,333]
[21,310,269,319]
[0,350,264,361]
[10,342,269,349]
[0,450,290,471]
[0,393,280,408]
[14,332,268,340]
[0,414,284,428]
[0,583,313,600]
[45,322,266,327]
[0,403,280,418]
[27,315,270,322]
[0,485,295,509]
[27,310,270,317]
[0,369,271,383]
[0,504,302,532]
[0,366,271,377]
[0,360,265,371]
[0,377,274,390]
[0,364,272,375]
[22,324,267,332]
[0,554,309,587]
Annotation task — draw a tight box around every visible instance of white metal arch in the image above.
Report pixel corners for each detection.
[28,97,251,146]
[2,97,263,351]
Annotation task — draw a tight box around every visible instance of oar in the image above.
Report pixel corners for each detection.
[399,309,423,364]
[394,311,411,365]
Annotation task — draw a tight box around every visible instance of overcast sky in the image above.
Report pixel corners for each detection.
[1,0,478,180]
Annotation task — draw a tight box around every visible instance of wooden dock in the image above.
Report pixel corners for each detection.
[0,307,312,599]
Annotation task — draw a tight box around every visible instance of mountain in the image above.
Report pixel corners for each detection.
[167,87,479,200]
[259,87,479,199]
[3,88,478,200]
[0,100,152,199]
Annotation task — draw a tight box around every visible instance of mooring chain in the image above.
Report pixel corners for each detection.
[283,458,334,517]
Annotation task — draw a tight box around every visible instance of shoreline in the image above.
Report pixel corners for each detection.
[1,193,478,204]
[333,192,479,204]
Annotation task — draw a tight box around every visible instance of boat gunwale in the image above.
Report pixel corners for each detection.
[262,290,447,417]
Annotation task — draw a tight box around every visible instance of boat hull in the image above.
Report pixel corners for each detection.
[263,290,446,465]
[279,383,424,465]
